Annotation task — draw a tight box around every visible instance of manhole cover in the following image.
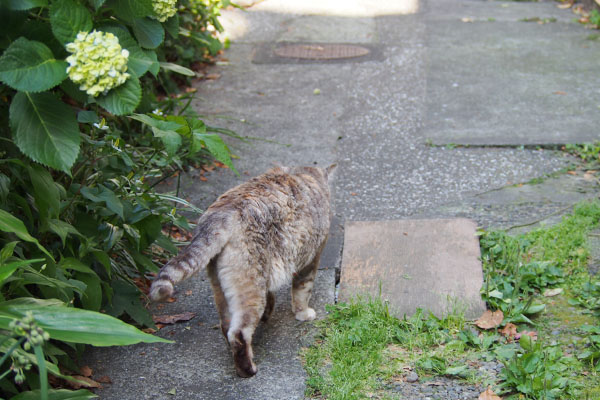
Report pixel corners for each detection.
[274,44,370,60]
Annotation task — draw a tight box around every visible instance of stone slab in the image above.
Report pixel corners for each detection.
[423,0,600,145]
[339,218,487,318]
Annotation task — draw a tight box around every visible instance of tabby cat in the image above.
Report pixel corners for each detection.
[149,165,335,377]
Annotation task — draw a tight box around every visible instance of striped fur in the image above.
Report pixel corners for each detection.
[149,165,335,377]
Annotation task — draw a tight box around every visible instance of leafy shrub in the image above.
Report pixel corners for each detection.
[0,0,235,397]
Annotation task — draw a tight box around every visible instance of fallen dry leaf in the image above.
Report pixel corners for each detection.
[153,312,196,325]
[500,323,518,340]
[142,328,157,334]
[543,288,563,297]
[185,290,193,296]
[96,376,112,384]
[479,386,502,400]
[461,17,474,22]
[475,310,504,330]
[557,2,573,8]
[553,91,566,95]
[567,170,578,175]
[166,297,177,303]
[67,375,101,390]
[79,365,93,377]
[516,330,538,341]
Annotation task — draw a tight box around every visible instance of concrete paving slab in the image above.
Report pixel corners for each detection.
[423,0,600,145]
[338,219,487,318]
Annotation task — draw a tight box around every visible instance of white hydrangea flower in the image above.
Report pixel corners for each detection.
[152,0,178,22]
[65,31,130,97]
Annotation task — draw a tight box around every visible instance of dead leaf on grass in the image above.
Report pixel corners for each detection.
[479,386,502,400]
[567,170,578,175]
[153,312,196,325]
[500,323,518,340]
[475,310,504,330]
[543,288,563,297]
[516,330,537,341]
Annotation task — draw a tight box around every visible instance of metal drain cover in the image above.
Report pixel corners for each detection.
[273,43,370,60]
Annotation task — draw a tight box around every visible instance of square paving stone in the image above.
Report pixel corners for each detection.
[339,218,487,319]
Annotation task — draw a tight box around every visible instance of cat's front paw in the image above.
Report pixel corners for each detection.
[295,307,316,321]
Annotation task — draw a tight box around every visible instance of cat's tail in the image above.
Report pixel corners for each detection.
[149,212,232,301]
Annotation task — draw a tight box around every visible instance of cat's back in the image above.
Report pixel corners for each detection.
[207,166,331,227]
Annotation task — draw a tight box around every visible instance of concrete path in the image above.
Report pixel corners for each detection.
[85,0,599,398]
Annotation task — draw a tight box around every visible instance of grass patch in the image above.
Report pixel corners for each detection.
[304,200,600,399]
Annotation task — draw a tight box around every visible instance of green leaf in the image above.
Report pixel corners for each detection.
[0,173,10,203]
[131,17,164,49]
[5,0,47,10]
[0,258,45,284]
[129,113,182,130]
[49,0,93,44]
[142,49,159,76]
[10,91,80,173]
[0,209,53,260]
[96,76,141,116]
[196,133,237,173]
[0,298,171,345]
[59,258,97,276]
[89,0,106,9]
[0,241,18,263]
[77,110,98,124]
[108,0,153,20]
[0,37,67,92]
[9,388,98,400]
[76,272,102,311]
[34,345,49,400]
[151,128,182,156]
[28,165,60,219]
[106,280,155,327]
[159,62,195,77]
[80,185,124,218]
[163,14,179,38]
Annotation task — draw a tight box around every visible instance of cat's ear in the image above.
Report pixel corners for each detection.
[325,163,337,178]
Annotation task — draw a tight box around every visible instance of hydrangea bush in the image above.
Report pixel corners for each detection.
[0,0,234,398]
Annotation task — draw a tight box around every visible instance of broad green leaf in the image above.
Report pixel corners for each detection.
[159,62,195,77]
[163,14,179,38]
[523,303,545,315]
[10,388,98,400]
[0,37,67,92]
[196,133,238,173]
[100,25,157,78]
[49,0,93,44]
[155,193,203,214]
[106,280,155,327]
[129,113,182,130]
[59,257,97,276]
[142,49,159,76]
[80,185,124,218]
[90,0,106,10]
[0,298,171,345]
[77,110,98,124]
[108,0,153,20]
[0,209,53,260]
[33,344,49,400]
[28,165,60,219]
[6,0,47,10]
[100,222,123,250]
[131,17,164,49]
[152,127,181,156]
[96,76,141,116]
[0,258,45,283]
[76,272,102,311]
[10,91,80,173]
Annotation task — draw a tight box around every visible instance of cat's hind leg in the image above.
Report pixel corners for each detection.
[207,260,230,340]
[291,244,324,321]
[261,291,275,322]
[220,272,266,378]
